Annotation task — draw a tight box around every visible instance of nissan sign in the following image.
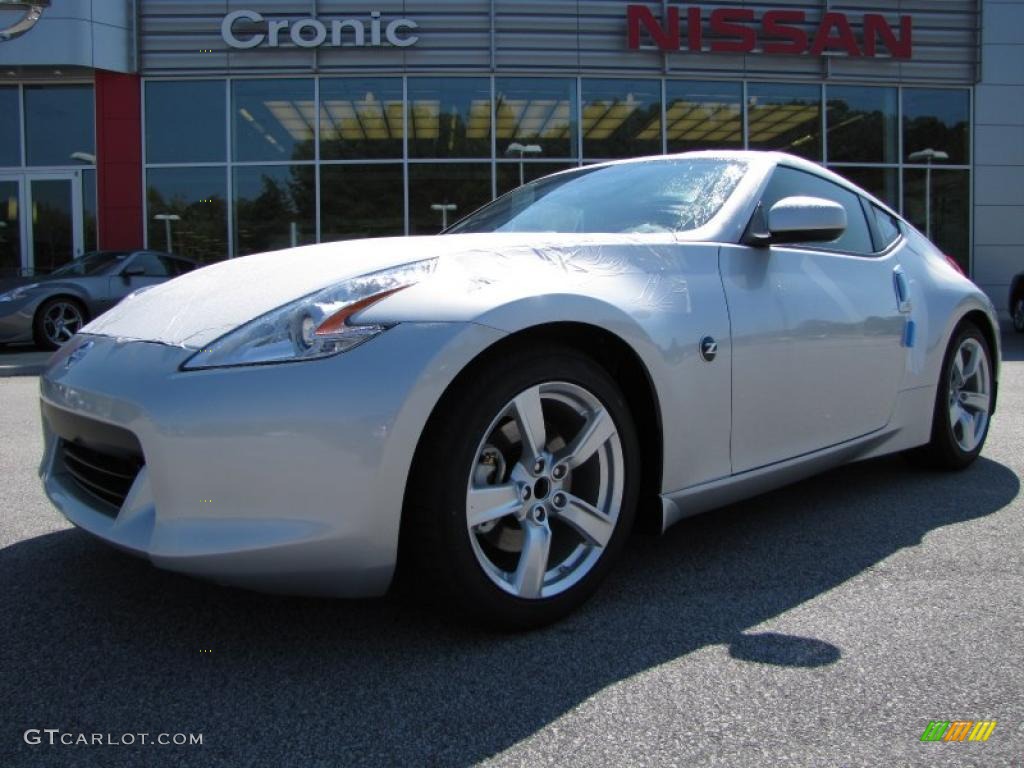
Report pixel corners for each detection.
[626,5,912,59]
[222,9,419,50]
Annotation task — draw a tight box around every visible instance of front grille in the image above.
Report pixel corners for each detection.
[58,440,144,515]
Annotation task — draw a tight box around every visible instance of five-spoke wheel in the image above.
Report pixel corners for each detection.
[33,297,86,350]
[912,321,994,470]
[403,344,638,629]
[466,381,625,600]
[946,336,991,454]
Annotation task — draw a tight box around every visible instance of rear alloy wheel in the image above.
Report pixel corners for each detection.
[33,298,86,350]
[912,323,993,470]
[1013,297,1024,333]
[404,347,639,629]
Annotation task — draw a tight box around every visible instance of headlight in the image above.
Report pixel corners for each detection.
[0,283,39,302]
[182,259,435,370]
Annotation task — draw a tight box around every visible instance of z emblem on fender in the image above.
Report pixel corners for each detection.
[700,336,718,362]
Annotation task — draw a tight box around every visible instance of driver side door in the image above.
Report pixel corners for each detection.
[719,166,908,473]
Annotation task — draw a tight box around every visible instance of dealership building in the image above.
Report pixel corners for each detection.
[0,0,1022,318]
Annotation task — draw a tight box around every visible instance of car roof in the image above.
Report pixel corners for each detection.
[556,150,902,222]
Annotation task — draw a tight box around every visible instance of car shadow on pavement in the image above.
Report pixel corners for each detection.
[1000,330,1024,361]
[0,454,1018,767]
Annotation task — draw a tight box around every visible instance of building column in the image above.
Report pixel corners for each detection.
[95,70,143,250]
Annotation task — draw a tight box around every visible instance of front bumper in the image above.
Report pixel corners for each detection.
[39,322,505,596]
[0,298,36,343]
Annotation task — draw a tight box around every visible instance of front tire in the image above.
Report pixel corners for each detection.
[402,345,640,629]
[912,322,993,470]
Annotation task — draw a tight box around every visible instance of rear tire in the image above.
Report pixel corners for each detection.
[909,322,993,470]
[1012,296,1024,333]
[401,344,640,630]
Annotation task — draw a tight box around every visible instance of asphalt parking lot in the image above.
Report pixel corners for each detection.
[1,335,1022,768]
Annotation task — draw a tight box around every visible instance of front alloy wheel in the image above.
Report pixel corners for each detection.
[403,345,639,629]
[466,381,625,601]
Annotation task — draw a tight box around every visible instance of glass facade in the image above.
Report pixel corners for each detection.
[142,77,973,270]
[145,167,228,263]
[747,83,821,160]
[0,83,96,278]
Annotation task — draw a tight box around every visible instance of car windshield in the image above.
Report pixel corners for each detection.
[49,251,131,277]
[448,158,747,235]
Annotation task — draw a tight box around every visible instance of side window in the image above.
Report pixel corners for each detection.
[128,252,172,277]
[871,205,902,250]
[760,166,875,255]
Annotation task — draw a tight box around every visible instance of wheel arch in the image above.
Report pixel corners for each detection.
[403,321,666,537]
[34,292,90,321]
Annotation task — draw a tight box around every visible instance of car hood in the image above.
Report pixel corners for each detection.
[81,233,684,348]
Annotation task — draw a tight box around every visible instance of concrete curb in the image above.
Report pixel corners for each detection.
[0,363,46,377]
[0,350,51,378]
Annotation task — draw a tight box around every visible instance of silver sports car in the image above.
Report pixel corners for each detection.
[38,151,1000,628]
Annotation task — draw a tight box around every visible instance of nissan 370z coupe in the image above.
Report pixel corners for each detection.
[39,151,1000,628]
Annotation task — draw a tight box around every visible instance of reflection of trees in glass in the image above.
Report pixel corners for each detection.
[321,166,403,241]
[407,79,491,158]
[748,84,821,160]
[903,89,970,164]
[904,169,969,272]
[408,164,492,235]
[827,103,888,163]
[904,117,969,164]
[146,187,227,263]
[829,166,898,209]
[234,166,314,256]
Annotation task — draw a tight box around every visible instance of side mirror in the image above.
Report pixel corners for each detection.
[765,196,846,245]
[121,267,145,280]
[743,196,848,247]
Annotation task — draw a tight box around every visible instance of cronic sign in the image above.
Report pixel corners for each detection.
[222,9,420,50]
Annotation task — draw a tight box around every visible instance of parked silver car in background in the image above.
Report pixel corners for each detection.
[38,151,1000,628]
[0,250,196,349]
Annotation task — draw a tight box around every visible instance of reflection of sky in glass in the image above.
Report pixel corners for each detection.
[24,85,94,166]
[233,79,315,162]
[146,80,226,164]
[0,87,19,166]
[148,167,226,207]
[903,89,969,129]
[234,166,295,202]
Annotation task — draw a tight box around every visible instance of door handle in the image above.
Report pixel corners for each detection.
[893,266,912,313]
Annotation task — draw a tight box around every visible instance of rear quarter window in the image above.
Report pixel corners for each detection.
[871,205,902,250]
